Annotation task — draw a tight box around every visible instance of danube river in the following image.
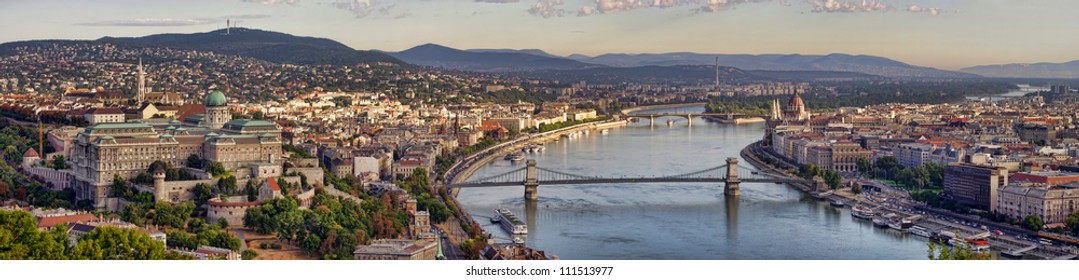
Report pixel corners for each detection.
[457,106,928,260]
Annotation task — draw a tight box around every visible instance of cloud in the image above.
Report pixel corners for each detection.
[242,0,299,4]
[80,14,271,27]
[567,0,774,17]
[332,0,379,17]
[807,0,890,13]
[529,0,571,18]
[907,4,940,16]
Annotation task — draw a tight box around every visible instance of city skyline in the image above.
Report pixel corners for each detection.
[3,0,1077,70]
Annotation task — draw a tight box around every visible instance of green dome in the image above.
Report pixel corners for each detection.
[205,91,227,107]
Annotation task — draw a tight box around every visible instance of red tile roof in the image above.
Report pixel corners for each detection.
[37,213,99,229]
[267,177,281,191]
[22,148,38,158]
[176,104,207,121]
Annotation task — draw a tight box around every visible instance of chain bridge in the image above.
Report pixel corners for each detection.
[448,157,817,200]
[620,113,766,126]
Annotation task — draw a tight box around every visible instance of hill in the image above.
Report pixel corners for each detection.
[97,28,402,66]
[390,44,597,72]
[961,61,1079,78]
[571,53,976,78]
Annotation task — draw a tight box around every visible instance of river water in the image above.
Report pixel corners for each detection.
[457,106,929,260]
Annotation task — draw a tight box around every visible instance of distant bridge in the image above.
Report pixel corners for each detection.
[620,113,766,126]
[448,158,818,200]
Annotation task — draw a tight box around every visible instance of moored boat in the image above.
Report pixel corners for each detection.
[872,217,889,228]
[851,205,875,219]
[494,208,528,235]
[909,225,931,238]
[830,199,845,207]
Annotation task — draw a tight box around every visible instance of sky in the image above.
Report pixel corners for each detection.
[0,0,1076,70]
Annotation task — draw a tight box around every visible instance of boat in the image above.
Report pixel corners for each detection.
[504,152,525,161]
[494,208,528,235]
[851,205,875,219]
[513,236,525,244]
[600,129,609,135]
[887,216,914,232]
[490,214,501,223]
[909,225,931,238]
[952,237,990,251]
[666,119,675,126]
[830,199,845,208]
[872,217,889,228]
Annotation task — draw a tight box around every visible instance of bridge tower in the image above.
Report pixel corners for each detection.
[724,157,741,196]
[524,159,539,200]
[686,114,693,126]
[649,115,655,126]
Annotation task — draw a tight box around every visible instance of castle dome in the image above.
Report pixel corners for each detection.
[205,91,228,107]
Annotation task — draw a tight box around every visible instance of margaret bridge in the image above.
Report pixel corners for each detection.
[448,157,820,200]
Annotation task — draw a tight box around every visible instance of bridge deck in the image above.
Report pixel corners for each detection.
[450,177,811,188]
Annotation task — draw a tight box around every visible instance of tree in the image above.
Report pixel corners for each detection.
[856,156,872,175]
[851,182,863,194]
[4,145,19,163]
[217,217,229,229]
[218,176,237,194]
[244,180,258,202]
[277,177,290,196]
[1024,215,1044,231]
[71,226,166,260]
[927,238,989,260]
[243,207,273,234]
[206,161,227,178]
[242,249,258,260]
[192,183,214,206]
[0,210,69,260]
[154,201,195,229]
[924,163,945,187]
[51,155,68,170]
[873,156,900,178]
[275,210,305,243]
[1066,211,1079,230]
[185,154,202,169]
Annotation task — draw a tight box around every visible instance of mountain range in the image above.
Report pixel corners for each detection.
[388,44,976,78]
[961,61,1079,79]
[6,28,1076,79]
[96,28,403,66]
[391,44,597,72]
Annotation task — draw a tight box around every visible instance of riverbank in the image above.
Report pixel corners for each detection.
[438,118,629,249]
[446,119,629,187]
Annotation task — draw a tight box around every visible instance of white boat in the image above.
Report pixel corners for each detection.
[830,199,845,207]
[600,129,609,135]
[666,119,675,126]
[909,226,931,238]
[494,208,527,235]
[851,205,875,219]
